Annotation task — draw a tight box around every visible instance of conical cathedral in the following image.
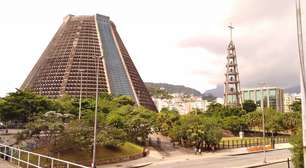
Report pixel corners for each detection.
[224,25,242,107]
[21,14,157,111]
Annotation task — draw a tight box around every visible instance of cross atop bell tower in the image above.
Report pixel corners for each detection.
[229,23,234,41]
[224,23,242,107]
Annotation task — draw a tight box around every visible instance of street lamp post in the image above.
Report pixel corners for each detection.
[259,83,267,163]
[262,107,266,163]
[295,0,306,164]
[78,69,85,120]
[92,55,103,168]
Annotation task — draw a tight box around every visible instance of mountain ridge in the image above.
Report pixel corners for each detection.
[145,82,300,98]
[145,82,202,96]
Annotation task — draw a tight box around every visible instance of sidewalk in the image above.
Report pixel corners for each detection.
[0,159,18,168]
[237,158,292,168]
[228,143,293,156]
[100,143,292,168]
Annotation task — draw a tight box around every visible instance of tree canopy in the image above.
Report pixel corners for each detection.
[290,100,301,113]
[242,100,257,113]
[0,90,55,123]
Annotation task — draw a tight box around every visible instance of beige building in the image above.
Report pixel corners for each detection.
[284,93,301,113]
[241,87,284,112]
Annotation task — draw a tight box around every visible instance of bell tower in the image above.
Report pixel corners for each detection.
[224,24,242,107]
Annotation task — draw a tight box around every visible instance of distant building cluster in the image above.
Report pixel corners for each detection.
[152,93,210,115]
[153,86,300,115]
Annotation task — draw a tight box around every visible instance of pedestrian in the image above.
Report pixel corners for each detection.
[142,147,147,157]
[271,137,275,149]
[198,148,202,155]
[194,147,198,155]
[157,137,161,148]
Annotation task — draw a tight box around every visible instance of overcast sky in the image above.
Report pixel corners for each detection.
[0,0,304,96]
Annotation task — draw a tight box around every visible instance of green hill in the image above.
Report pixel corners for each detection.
[145,82,202,97]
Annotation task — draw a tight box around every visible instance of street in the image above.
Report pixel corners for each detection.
[146,149,291,168]
[262,162,293,168]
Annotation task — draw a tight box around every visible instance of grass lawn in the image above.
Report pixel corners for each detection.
[16,142,143,167]
[53,142,143,162]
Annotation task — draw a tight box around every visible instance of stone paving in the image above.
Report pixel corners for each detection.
[0,159,17,168]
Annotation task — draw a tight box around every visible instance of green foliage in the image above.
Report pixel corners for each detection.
[204,119,223,148]
[54,114,127,152]
[53,94,78,115]
[242,100,257,113]
[290,100,301,113]
[123,106,157,143]
[189,108,205,115]
[112,96,135,107]
[223,106,246,117]
[206,103,223,115]
[282,112,301,132]
[243,108,300,135]
[145,82,202,97]
[147,86,173,99]
[156,108,180,136]
[168,113,222,149]
[264,108,284,134]
[243,111,262,129]
[2,90,156,152]
[206,103,245,118]
[53,95,156,152]
[290,128,304,168]
[26,111,66,147]
[0,89,55,123]
[222,116,246,135]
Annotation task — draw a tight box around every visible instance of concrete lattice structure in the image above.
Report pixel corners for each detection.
[21,14,157,111]
[224,25,242,107]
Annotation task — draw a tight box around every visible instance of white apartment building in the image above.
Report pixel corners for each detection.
[284,93,301,113]
[152,94,210,115]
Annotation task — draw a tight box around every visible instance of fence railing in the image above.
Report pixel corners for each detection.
[217,136,289,149]
[0,143,90,168]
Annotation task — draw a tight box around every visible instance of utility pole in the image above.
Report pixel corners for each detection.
[92,55,103,168]
[78,69,85,120]
[295,0,306,164]
[259,82,267,163]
